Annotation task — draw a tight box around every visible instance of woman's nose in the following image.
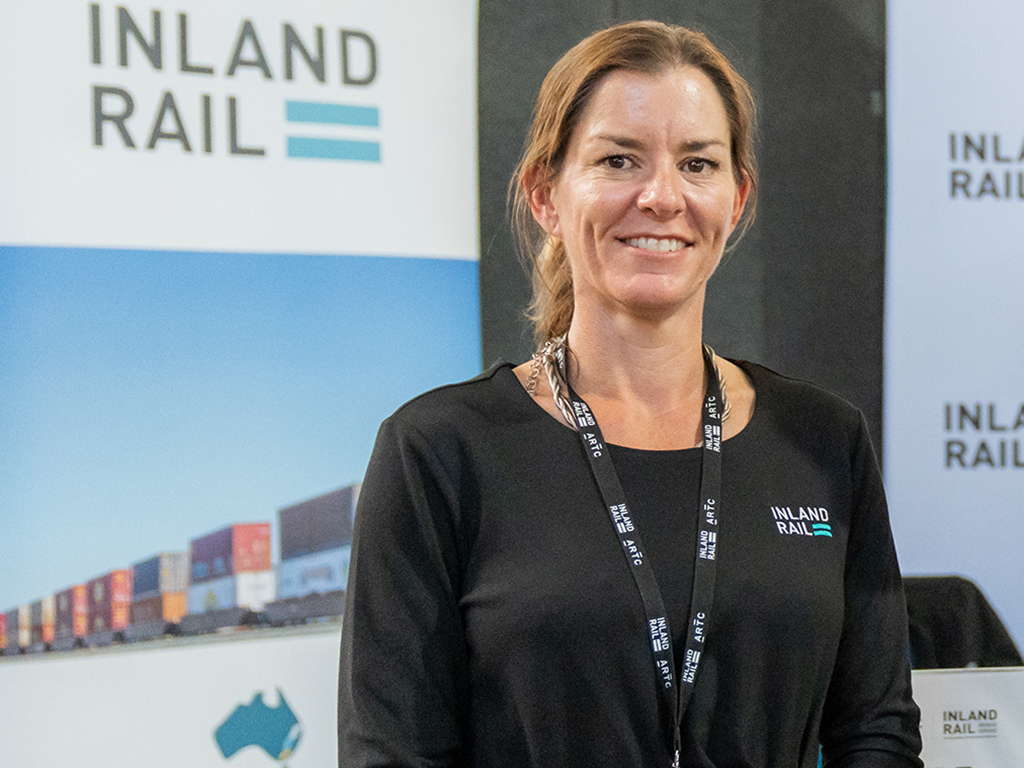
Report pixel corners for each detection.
[637,164,685,217]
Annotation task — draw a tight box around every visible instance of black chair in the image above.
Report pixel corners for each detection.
[904,575,1023,669]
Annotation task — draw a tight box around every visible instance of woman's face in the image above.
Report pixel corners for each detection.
[531,66,749,321]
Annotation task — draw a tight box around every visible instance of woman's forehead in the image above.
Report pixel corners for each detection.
[570,67,731,149]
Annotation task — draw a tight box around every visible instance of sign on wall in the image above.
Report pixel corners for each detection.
[886,0,1024,646]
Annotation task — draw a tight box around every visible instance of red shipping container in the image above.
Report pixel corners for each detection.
[233,523,271,573]
[0,613,6,648]
[55,586,88,640]
[86,570,132,634]
[190,523,271,584]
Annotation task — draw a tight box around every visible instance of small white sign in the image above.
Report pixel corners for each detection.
[913,667,1024,767]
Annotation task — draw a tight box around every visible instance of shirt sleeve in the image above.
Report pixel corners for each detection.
[338,415,470,768]
[819,413,923,768]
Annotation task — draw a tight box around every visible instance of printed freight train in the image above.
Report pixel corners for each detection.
[0,484,358,655]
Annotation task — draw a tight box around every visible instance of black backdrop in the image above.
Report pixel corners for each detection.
[477,0,888,454]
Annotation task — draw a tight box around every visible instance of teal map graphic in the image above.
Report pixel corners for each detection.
[215,689,302,763]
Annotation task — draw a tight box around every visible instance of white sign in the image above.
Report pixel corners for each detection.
[913,667,1024,768]
[0,0,478,258]
[886,0,1024,646]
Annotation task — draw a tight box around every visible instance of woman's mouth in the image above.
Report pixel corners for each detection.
[622,237,688,252]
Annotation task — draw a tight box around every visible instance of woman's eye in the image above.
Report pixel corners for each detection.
[684,158,718,173]
[603,155,630,170]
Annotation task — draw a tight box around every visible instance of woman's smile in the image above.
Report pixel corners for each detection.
[621,237,690,252]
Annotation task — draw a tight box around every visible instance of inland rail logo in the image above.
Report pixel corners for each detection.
[944,401,1024,469]
[769,506,832,538]
[949,132,1024,200]
[89,4,381,162]
[942,708,998,739]
[215,688,303,764]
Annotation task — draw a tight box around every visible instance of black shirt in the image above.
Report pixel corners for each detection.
[338,361,922,768]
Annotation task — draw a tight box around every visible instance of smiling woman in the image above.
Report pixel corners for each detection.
[527,67,749,337]
[339,20,923,768]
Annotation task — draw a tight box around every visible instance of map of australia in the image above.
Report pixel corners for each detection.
[215,689,302,762]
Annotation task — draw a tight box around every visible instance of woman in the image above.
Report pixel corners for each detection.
[339,21,922,768]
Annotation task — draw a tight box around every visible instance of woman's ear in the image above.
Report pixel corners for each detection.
[524,166,561,239]
[729,170,752,231]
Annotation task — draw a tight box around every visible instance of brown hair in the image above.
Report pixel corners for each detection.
[511,20,758,344]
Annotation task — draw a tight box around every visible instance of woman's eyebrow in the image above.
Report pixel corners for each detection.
[589,134,644,149]
[589,134,728,153]
[676,139,729,153]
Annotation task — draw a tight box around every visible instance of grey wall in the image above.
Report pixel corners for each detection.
[478,0,887,452]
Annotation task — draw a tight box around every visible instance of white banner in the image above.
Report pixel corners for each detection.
[886,0,1024,646]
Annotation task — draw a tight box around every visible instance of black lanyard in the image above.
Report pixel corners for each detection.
[564,347,723,768]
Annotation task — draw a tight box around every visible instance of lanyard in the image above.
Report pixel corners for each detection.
[564,347,723,768]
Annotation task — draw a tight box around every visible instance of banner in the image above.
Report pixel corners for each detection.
[0,1,479,760]
[886,0,1024,646]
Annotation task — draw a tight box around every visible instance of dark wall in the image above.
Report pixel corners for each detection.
[478,0,887,452]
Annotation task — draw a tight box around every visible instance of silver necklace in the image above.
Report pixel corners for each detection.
[526,334,731,430]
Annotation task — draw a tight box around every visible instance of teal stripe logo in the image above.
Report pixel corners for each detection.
[288,137,380,162]
[812,523,833,537]
[286,102,379,126]
[285,101,380,162]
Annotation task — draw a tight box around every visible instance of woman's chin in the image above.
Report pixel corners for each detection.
[609,283,705,320]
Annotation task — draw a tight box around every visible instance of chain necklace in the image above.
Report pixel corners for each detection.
[526,334,731,430]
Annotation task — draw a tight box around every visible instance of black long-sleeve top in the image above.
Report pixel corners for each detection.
[338,361,923,768]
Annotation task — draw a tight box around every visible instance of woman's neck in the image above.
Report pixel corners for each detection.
[564,300,708,449]
[514,296,756,450]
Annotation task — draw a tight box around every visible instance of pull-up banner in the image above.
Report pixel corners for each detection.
[0,2,479,762]
[886,0,1024,646]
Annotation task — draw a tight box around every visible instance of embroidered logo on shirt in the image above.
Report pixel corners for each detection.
[769,506,833,537]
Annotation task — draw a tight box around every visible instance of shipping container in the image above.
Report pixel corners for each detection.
[3,609,15,651]
[54,585,88,640]
[190,523,271,585]
[130,592,187,624]
[132,552,188,600]
[0,613,6,649]
[187,571,276,613]
[18,605,30,648]
[86,570,132,634]
[6,605,31,650]
[277,545,352,600]
[278,484,360,561]
[29,596,56,645]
